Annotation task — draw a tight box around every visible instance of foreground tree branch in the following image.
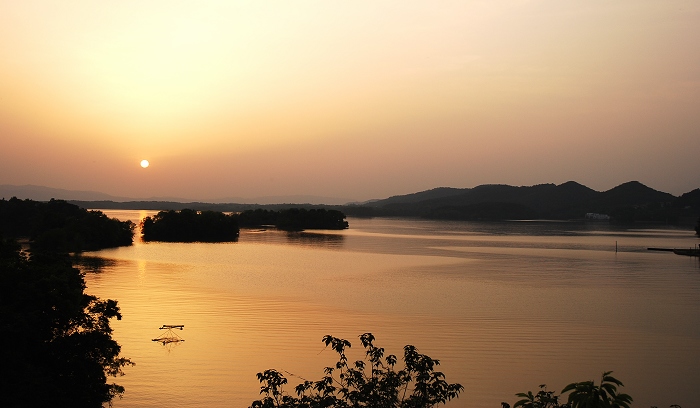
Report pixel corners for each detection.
[250,333,463,408]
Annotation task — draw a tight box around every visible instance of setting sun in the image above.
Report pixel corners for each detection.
[1,1,698,200]
[140,160,149,168]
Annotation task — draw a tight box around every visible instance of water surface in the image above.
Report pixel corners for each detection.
[82,212,700,407]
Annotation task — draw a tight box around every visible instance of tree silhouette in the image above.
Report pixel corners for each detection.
[0,238,133,407]
[250,333,462,408]
[514,384,566,408]
[507,372,633,408]
[561,371,632,408]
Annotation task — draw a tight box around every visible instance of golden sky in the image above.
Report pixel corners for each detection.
[1,1,699,201]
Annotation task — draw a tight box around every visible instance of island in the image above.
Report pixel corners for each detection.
[141,208,349,242]
[141,209,240,242]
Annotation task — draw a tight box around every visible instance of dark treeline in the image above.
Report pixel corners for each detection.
[238,208,349,231]
[68,199,337,213]
[141,209,240,242]
[69,199,256,212]
[0,239,133,407]
[0,198,134,252]
[141,208,349,242]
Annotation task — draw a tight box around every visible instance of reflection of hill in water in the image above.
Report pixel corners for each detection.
[239,229,344,248]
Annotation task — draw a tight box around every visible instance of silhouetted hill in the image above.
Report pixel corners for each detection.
[368,182,598,209]
[364,187,467,207]
[596,181,675,208]
[368,183,595,219]
[352,181,696,223]
[672,188,700,210]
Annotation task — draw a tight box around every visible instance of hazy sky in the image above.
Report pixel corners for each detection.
[1,1,699,202]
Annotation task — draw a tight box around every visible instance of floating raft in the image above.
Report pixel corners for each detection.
[152,324,185,344]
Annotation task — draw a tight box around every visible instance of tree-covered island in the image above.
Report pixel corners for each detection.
[141,208,348,242]
[141,209,240,242]
[0,197,134,252]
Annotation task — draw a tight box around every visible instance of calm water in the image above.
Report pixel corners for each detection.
[81,211,700,408]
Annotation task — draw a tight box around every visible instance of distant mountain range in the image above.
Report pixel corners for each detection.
[2,182,699,224]
[349,181,700,224]
[0,184,133,202]
[0,184,352,205]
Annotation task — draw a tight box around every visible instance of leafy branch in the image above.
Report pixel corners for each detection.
[250,333,463,408]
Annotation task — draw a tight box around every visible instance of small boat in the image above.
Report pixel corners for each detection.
[672,248,700,257]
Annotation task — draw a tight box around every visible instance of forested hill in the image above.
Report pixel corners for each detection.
[348,181,699,223]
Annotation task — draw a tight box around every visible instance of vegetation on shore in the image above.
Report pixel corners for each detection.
[0,197,134,252]
[0,238,133,407]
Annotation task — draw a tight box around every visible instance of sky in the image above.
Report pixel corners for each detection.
[1,0,699,202]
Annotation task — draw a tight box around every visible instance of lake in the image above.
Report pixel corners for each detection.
[80,210,700,408]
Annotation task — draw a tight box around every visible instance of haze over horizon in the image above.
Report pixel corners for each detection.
[2,1,699,201]
[0,180,694,207]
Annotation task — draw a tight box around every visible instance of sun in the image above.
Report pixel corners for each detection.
[140,159,150,168]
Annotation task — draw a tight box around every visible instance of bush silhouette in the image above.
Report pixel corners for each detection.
[250,333,463,408]
[506,371,632,408]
